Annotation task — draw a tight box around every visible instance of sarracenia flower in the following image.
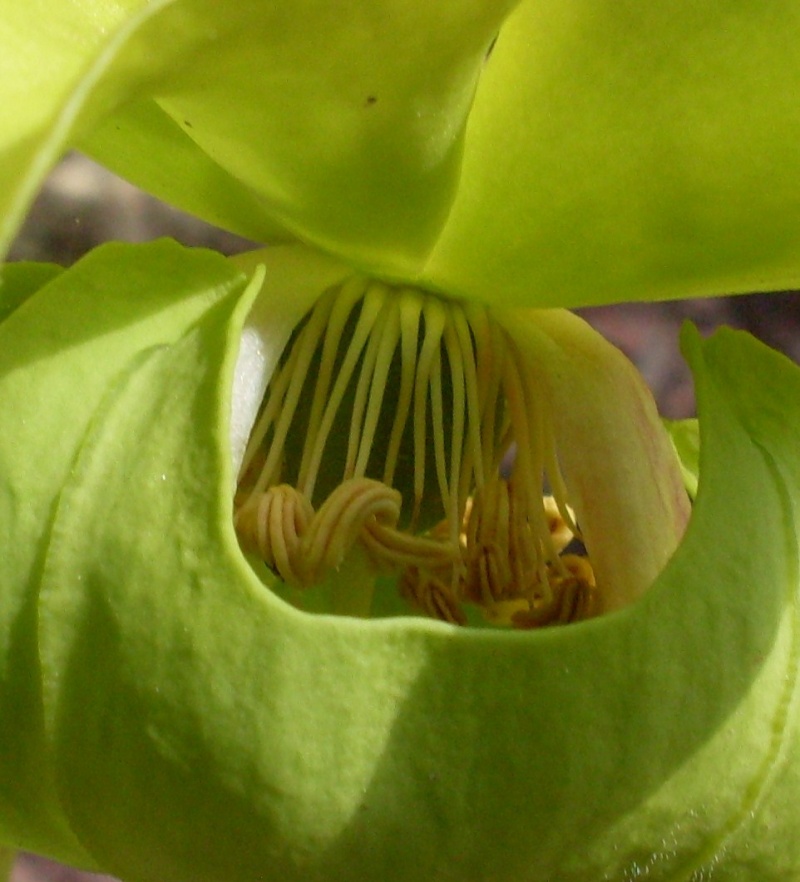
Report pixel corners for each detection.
[2,2,800,880]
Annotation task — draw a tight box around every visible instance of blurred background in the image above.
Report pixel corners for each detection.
[6,153,800,882]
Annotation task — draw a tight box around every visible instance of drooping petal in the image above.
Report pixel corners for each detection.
[0,0,515,270]
[77,99,294,246]
[423,0,800,309]
[0,0,173,257]
[496,307,690,611]
[7,241,796,879]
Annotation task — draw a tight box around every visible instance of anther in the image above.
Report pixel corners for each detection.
[234,276,598,628]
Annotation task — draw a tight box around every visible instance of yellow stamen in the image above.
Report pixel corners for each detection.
[297,276,369,490]
[382,292,422,487]
[234,276,598,628]
[301,283,385,499]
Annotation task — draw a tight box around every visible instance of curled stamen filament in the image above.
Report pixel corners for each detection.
[235,276,597,628]
[235,478,458,589]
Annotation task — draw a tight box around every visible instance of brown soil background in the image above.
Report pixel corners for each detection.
[6,153,800,882]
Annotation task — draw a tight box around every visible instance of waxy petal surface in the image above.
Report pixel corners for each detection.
[0,243,788,879]
[425,1,800,308]
[0,0,514,271]
[0,240,247,859]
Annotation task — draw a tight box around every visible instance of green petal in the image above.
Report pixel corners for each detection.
[24,265,800,879]
[1,0,514,270]
[78,100,291,245]
[424,1,800,308]
[0,0,174,259]
[0,0,284,254]
[0,240,247,859]
[0,0,284,249]
[101,0,515,273]
[674,326,800,878]
[0,262,62,325]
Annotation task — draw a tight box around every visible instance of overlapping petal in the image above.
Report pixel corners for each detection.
[5,2,800,308]
[0,243,798,878]
[2,3,800,879]
[0,0,513,271]
[0,0,172,257]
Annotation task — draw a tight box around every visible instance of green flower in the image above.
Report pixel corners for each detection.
[1,2,800,880]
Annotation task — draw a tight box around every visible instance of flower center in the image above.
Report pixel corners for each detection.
[234,277,597,627]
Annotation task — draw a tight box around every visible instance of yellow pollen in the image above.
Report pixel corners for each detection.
[234,277,597,628]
